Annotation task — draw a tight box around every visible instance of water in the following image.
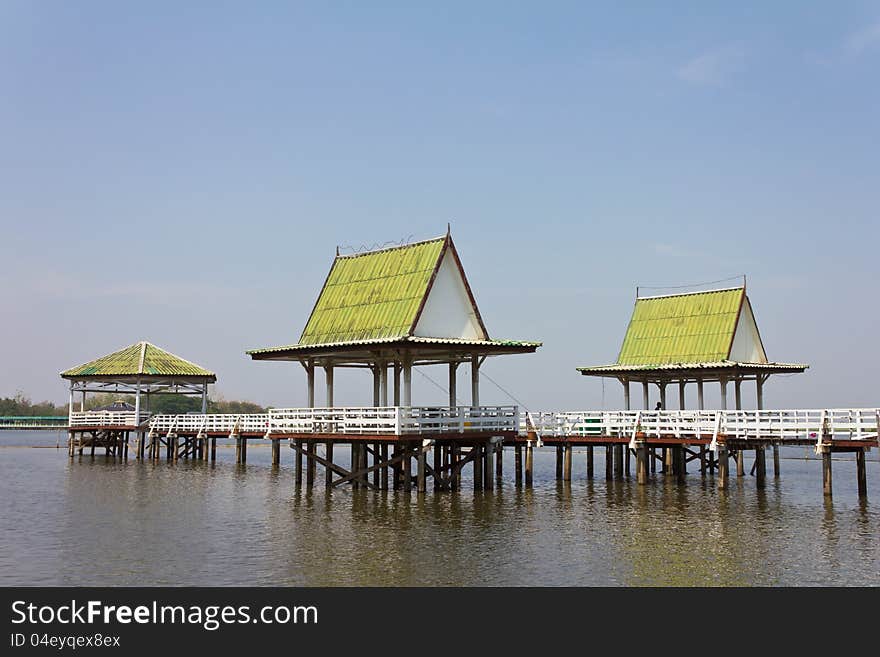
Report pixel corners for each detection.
[1,431,878,586]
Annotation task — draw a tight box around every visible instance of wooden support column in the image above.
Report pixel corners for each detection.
[241,437,248,464]
[614,445,624,479]
[235,436,242,463]
[717,445,729,489]
[515,445,523,484]
[381,444,389,490]
[326,442,334,488]
[556,446,563,479]
[636,442,648,485]
[856,449,867,498]
[755,446,766,488]
[449,363,458,407]
[470,354,480,407]
[211,437,216,461]
[563,444,572,482]
[624,446,630,476]
[495,442,503,480]
[306,441,315,488]
[679,380,686,410]
[587,445,594,479]
[452,443,461,491]
[271,438,280,467]
[294,440,303,488]
[822,446,833,497]
[675,445,685,482]
[433,442,442,491]
[699,446,706,474]
[393,364,401,406]
[484,442,494,490]
[350,444,359,490]
[605,446,613,480]
[402,443,412,492]
[664,447,673,477]
[417,444,427,493]
[737,449,745,477]
[372,442,380,488]
[473,444,483,490]
[403,358,413,408]
[525,442,533,487]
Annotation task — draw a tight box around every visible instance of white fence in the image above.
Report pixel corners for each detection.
[69,411,152,427]
[522,409,880,443]
[148,414,270,435]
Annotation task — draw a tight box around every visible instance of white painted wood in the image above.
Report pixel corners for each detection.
[729,297,768,362]
[413,250,486,340]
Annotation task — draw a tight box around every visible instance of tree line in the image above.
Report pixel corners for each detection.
[1,392,267,416]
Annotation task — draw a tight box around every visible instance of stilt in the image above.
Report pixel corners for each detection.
[417,445,427,493]
[563,444,572,482]
[822,447,832,497]
[473,444,483,490]
[380,444,389,490]
[605,446,613,480]
[123,433,129,459]
[496,443,503,481]
[524,443,533,487]
[326,442,334,488]
[736,450,745,477]
[699,446,706,475]
[664,447,673,477]
[295,440,303,489]
[717,446,729,490]
[241,437,248,464]
[636,443,648,485]
[271,439,280,467]
[403,443,412,492]
[773,444,780,477]
[68,432,74,458]
[433,443,442,491]
[372,442,380,489]
[515,445,523,484]
[614,444,624,479]
[624,446,631,476]
[485,442,494,490]
[306,441,315,488]
[556,446,563,480]
[172,435,179,463]
[650,448,656,473]
[586,445,594,479]
[452,443,461,491]
[856,449,867,498]
[210,437,216,462]
[755,446,766,488]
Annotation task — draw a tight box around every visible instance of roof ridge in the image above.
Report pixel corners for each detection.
[335,235,446,259]
[636,286,744,301]
[142,342,213,374]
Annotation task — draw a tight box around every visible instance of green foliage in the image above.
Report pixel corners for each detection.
[0,392,66,416]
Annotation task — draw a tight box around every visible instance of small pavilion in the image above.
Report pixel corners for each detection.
[247,230,541,491]
[61,341,216,457]
[577,285,808,411]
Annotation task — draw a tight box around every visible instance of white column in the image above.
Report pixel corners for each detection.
[470,355,480,407]
[325,365,334,407]
[379,362,388,406]
[658,383,667,410]
[372,365,380,407]
[679,380,686,410]
[134,380,142,425]
[756,376,764,410]
[200,382,207,414]
[449,362,458,407]
[720,378,728,410]
[622,379,630,411]
[307,363,315,407]
[80,390,86,412]
[393,364,401,406]
[642,381,649,410]
[402,357,412,407]
[734,378,742,410]
[697,378,705,410]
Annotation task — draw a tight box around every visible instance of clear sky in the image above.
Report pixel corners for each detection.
[1,2,878,411]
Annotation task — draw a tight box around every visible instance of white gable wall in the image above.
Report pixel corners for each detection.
[413,250,486,340]
[729,298,767,363]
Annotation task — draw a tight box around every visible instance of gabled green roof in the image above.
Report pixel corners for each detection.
[616,287,745,366]
[298,236,455,345]
[61,341,216,379]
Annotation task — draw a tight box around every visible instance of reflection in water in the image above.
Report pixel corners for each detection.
[0,438,878,586]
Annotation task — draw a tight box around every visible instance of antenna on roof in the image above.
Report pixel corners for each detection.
[336,245,340,256]
[447,222,451,236]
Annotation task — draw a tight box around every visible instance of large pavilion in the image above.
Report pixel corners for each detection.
[247,230,541,490]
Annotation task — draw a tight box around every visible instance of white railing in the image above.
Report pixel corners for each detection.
[69,411,152,427]
[148,414,269,435]
[269,406,519,436]
[519,409,880,443]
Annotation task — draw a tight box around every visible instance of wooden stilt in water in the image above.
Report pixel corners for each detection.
[294,440,303,489]
[452,443,461,491]
[664,447,673,476]
[271,439,280,467]
[473,444,483,490]
[755,446,766,488]
[773,444,780,477]
[650,448,656,473]
[433,443,442,491]
[380,443,389,490]
[675,445,685,482]
[484,442,494,490]
[605,446,613,480]
[210,437,216,462]
[699,446,706,475]
[417,445,427,493]
[495,442,503,481]
[856,449,867,498]
[372,442,380,489]
[563,444,572,482]
[403,443,412,492]
[614,445,624,479]
[515,445,523,484]
[736,450,745,477]
[636,442,648,485]
[624,447,630,476]
[555,446,563,480]
[524,443,533,487]
[305,441,315,488]
[326,442,334,488]
[822,446,832,497]
[123,433,129,459]
[241,437,248,464]
[587,445,594,479]
[717,446,729,490]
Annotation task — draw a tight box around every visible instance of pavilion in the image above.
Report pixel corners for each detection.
[61,341,216,458]
[247,229,541,490]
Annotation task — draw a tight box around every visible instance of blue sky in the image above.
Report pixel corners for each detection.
[1,2,878,410]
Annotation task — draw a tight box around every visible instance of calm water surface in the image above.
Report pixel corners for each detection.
[1,431,877,586]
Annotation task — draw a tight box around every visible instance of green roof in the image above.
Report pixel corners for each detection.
[298,237,450,345]
[616,287,745,366]
[61,342,216,379]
